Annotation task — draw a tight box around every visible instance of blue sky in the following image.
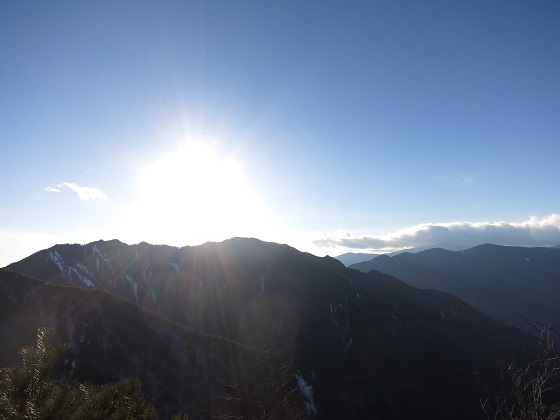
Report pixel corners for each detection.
[2,1,560,266]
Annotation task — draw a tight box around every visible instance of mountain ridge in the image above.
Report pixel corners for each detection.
[350,243,560,327]
[334,243,472,266]
[3,237,541,419]
[0,268,273,419]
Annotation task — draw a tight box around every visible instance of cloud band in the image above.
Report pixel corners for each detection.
[314,214,560,251]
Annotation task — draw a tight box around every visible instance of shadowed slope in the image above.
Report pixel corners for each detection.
[4,238,539,419]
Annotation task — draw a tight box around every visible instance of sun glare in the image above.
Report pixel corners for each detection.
[122,141,274,246]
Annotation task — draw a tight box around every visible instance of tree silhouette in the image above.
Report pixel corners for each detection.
[481,322,560,419]
[209,347,313,419]
[0,327,159,419]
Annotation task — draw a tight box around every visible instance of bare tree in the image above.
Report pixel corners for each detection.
[209,348,313,420]
[481,322,560,420]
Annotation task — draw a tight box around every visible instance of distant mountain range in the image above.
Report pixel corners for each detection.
[333,252,380,266]
[350,243,560,328]
[1,238,539,419]
[335,243,470,266]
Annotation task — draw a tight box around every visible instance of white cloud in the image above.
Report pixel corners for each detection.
[44,186,61,193]
[313,214,560,252]
[58,182,108,201]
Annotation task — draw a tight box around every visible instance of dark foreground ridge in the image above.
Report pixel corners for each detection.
[3,238,538,419]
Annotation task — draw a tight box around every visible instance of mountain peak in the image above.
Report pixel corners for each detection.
[3,237,542,419]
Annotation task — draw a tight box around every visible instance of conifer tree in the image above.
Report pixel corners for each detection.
[0,327,159,420]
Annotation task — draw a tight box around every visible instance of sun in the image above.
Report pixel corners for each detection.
[122,141,274,246]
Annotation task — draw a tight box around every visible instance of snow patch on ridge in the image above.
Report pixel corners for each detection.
[345,337,353,352]
[295,372,317,414]
[49,251,65,272]
[92,244,102,257]
[260,264,269,295]
[92,243,112,270]
[75,261,91,276]
[135,247,151,284]
[127,275,139,303]
[69,267,94,288]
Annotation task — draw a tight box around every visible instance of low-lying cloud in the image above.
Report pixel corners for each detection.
[45,182,108,201]
[314,214,560,252]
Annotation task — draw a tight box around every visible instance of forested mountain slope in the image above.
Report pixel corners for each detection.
[3,239,539,418]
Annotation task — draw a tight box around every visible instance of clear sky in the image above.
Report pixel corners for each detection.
[2,0,560,267]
